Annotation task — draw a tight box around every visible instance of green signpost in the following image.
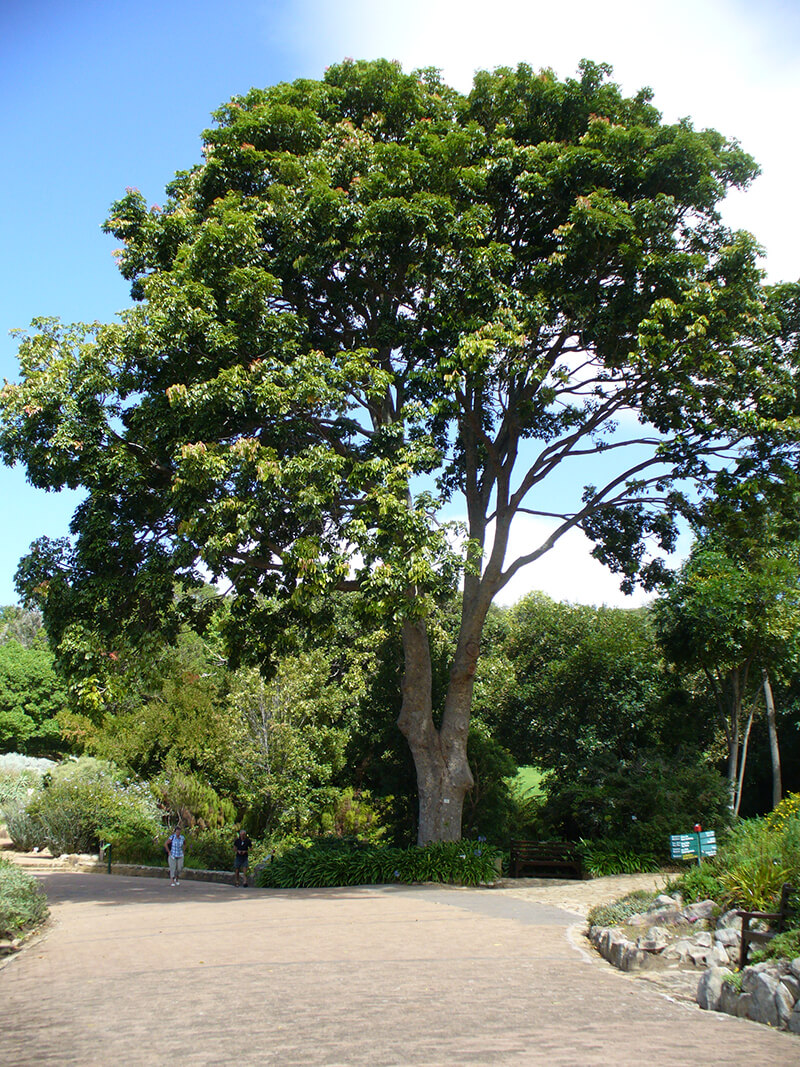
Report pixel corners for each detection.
[670,826,717,865]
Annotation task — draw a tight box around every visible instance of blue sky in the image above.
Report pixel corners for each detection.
[1,0,798,607]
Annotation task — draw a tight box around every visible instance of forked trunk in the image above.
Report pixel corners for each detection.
[397,617,475,844]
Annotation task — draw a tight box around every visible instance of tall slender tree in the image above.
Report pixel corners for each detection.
[653,536,800,813]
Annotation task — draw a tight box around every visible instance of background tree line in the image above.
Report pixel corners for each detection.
[3,539,798,858]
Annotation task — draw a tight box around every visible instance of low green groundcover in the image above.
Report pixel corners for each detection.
[256,838,500,889]
[0,855,48,939]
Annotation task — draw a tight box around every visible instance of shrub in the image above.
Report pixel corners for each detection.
[763,792,800,835]
[0,855,48,937]
[751,927,800,963]
[3,801,43,851]
[578,839,661,877]
[723,971,743,992]
[110,833,165,866]
[17,758,163,856]
[587,890,659,928]
[183,827,238,870]
[317,788,390,844]
[0,753,56,777]
[664,863,724,904]
[149,765,235,829]
[715,819,793,911]
[461,725,519,844]
[257,838,500,889]
[112,827,250,871]
[0,753,56,814]
[537,750,731,856]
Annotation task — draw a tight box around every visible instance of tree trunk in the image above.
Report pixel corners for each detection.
[397,617,475,844]
[763,669,782,809]
[733,700,756,818]
[725,668,741,809]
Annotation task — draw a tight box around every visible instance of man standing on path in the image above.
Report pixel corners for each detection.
[234,828,252,887]
[165,827,186,887]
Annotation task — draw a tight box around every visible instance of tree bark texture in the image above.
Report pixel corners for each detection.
[762,670,782,809]
[398,617,476,844]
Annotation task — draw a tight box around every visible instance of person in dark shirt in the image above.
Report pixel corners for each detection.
[233,828,252,887]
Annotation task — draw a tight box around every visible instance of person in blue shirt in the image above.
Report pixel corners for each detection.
[165,827,186,887]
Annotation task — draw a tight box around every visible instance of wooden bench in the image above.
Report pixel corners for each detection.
[509,840,583,880]
[737,882,794,969]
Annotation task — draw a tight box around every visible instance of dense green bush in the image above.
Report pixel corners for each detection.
[668,810,800,914]
[149,764,236,829]
[713,816,800,910]
[751,927,800,963]
[182,827,239,870]
[317,787,390,844]
[461,725,520,845]
[0,856,49,937]
[664,862,724,904]
[7,758,163,856]
[536,750,731,856]
[110,832,165,866]
[578,839,661,877]
[112,826,248,871]
[3,801,42,850]
[257,838,500,888]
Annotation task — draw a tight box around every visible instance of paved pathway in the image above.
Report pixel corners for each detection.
[2,869,798,1065]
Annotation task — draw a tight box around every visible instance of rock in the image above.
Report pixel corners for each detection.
[687,945,710,967]
[789,1002,800,1035]
[620,945,649,971]
[743,971,780,1028]
[653,894,679,909]
[625,913,649,927]
[605,929,628,969]
[713,926,740,947]
[662,939,694,963]
[694,931,713,948]
[697,966,731,1010]
[736,993,754,1019]
[776,982,796,1028]
[717,909,740,929]
[718,982,741,1016]
[780,974,800,1001]
[790,958,800,980]
[637,926,670,952]
[684,899,716,921]
[708,944,730,967]
[647,908,684,925]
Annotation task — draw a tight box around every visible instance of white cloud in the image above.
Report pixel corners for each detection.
[492,515,656,608]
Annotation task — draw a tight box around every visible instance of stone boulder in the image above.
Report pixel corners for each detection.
[683,899,716,922]
[636,926,670,952]
[741,967,780,1028]
[697,966,732,1011]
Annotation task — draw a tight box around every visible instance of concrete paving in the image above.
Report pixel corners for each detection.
[2,869,798,1065]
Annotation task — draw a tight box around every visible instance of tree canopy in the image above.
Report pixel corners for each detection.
[2,58,799,841]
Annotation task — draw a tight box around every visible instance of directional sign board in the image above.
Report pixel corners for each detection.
[670,830,716,860]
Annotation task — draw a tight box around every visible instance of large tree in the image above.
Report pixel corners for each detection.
[2,59,798,842]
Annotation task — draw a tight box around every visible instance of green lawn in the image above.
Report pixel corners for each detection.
[512,765,545,796]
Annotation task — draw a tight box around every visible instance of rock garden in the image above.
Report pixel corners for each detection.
[588,882,800,1034]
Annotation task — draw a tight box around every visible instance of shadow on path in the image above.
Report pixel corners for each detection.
[1,869,796,1066]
